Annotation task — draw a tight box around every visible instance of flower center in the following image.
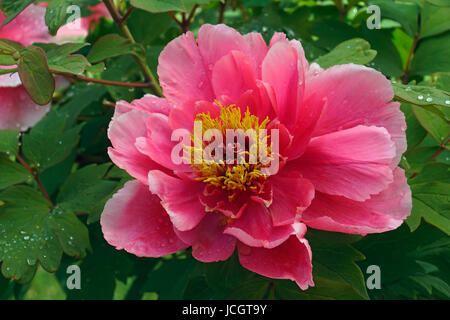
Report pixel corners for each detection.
[188,103,273,195]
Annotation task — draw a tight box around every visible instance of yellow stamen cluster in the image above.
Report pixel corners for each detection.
[187,103,272,194]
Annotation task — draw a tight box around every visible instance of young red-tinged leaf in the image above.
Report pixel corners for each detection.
[0,39,24,53]
[17,46,55,105]
[36,42,91,75]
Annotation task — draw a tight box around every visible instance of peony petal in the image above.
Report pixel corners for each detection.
[0,72,21,88]
[0,86,49,131]
[224,201,294,248]
[268,171,315,226]
[302,168,411,235]
[101,180,188,257]
[199,184,249,218]
[198,24,252,79]
[269,32,287,47]
[169,100,220,131]
[0,5,51,46]
[262,40,306,130]
[237,223,313,290]
[175,213,236,262]
[289,125,396,201]
[243,32,268,78]
[212,50,258,103]
[108,109,163,184]
[158,31,214,108]
[148,170,206,231]
[115,94,171,118]
[306,64,406,165]
[286,94,327,160]
[135,112,192,173]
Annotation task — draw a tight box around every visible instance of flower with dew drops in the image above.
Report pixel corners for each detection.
[101,24,411,289]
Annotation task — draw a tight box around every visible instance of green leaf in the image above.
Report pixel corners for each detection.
[420,2,450,39]
[17,46,55,105]
[58,224,133,300]
[0,186,90,283]
[57,82,107,128]
[0,130,20,155]
[314,38,377,69]
[127,8,173,45]
[57,163,117,213]
[0,54,17,65]
[405,146,440,174]
[274,231,367,300]
[407,182,450,235]
[355,223,450,299]
[309,20,361,51]
[409,162,450,185]
[0,0,35,26]
[303,231,368,299]
[411,105,449,148]
[22,110,83,171]
[410,32,450,76]
[130,0,208,13]
[144,257,197,299]
[0,157,31,190]
[45,0,73,36]
[360,27,404,77]
[37,42,91,75]
[87,34,146,64]
[226,279,270,299]
[369,0,420,37]
[204,253,256,296]
[409,274,450,297]
[401,104,428,152]
[0,39,24,53]
[393,82,450,109]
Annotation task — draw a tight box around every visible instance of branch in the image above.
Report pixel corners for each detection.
[169,4,199,33]
[187,4,199,24]
[218,1,226,24]
[402,35,419,84]
[120,6,134,24]
[102,0,162,96]
[51,70,152,88]
[168,12,186,32]
[431,145,447,160]
[16,154,53,206]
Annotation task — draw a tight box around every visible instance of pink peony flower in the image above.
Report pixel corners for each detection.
[0,4,52,130]
[0,3,109,131]
[101,24,411,289]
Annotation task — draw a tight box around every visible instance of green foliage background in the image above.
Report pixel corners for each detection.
[0,0,449,300]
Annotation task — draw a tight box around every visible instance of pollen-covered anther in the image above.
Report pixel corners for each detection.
[187,103,273,194]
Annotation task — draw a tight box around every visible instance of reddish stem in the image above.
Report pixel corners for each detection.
[51,70,152,88]
[402,35,419,84]
[120,6,134,24]
[16,154,53,206]
[218,1,226,23]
